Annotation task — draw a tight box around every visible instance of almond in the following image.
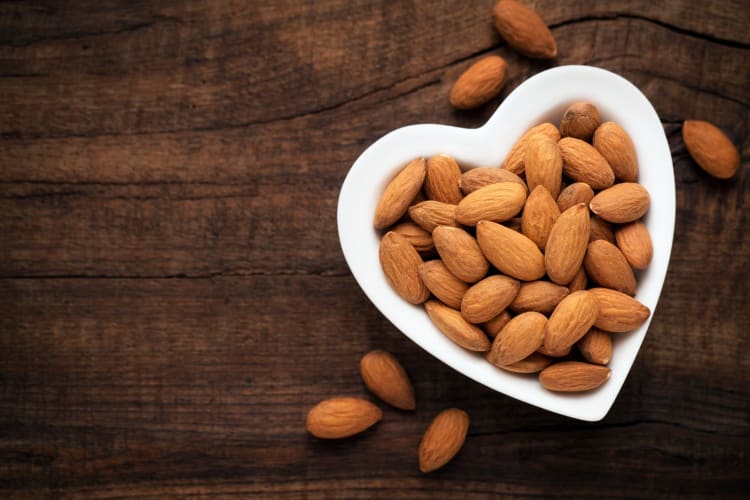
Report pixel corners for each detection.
[459,167,526,194]
[584,239,637,296]
[567,267,588,293]
[558,137,615,190]
[374,157,426,230]
[510,280,569,314]
[593,121,638,182]
[545,203,590,285]
[589,214,615,244]
[615,220,653,270]
[379,232,430,304]
[521,185,560,250]
[539,361,611,392]
[424,154,463,204]
[505,216,523,232]
[483,310,512,338]
[524,135,562,198]
[682,120,740,179]
[577,328,612,365]
[590,182,650,223]
[455,182,527,225]
[360,350,416,410]
[502,122,560,174]
[557,182,594,213]
[492,0,557,59]
[461,275,520,323]
[589,288,651,333]
[543,290,600,356]
[450,55,508,110]
[392,222,433,253]
[498,352,552,373]
[409,200,458,232]
[537,343,570,358]
[560,102,601,141]
[487,311,547,366]
[419,408,470,473]
[306,397,382,439]
[418,260,468,309]
[433,226,489,283]
[425,300,491,351]
[476,220,546,281]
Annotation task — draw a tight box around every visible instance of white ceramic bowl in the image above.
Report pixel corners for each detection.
[337,65,675,421]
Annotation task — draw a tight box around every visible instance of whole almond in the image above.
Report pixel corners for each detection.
[419,408,470,473]
[503,122,560,174]
[615,220,653,270]
[589,214,615,244]
[306,397,383,439]
[510,280,569,314]
[483,310,512,338]
[590,182,650,223]
[461,275,520,323]
[521,185,560,250]
[543,290,600,356]
[459,167,527,194]
[455,182,527,225]
[450,55,508,110]
[593,122,639,182]
[424,154,463,204]
[425,300,491,351]
[577,328,612,365]
[379,232,430,304]
[682,120,740,179]
[374,157,426,230]
[360,350,416,410]
[584,239,637,296]
[498,352,552,373]
[409,201,458,232]
[433,226,489,283]
[487,311,547,366]
[557,182,594,213]
[492,0,557,59]
[525,135,562,198]
[558,137,615,190]
[476,220,546,281]
[545,203,591,285]
[539,361,611,392]
[418,260,469,309]
[392,222,434,253]
[537,343,570,358]
[560,102,601,141]
[567,267,588,293]
[589,288,651,333]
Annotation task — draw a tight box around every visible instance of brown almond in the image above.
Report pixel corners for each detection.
[425,300,491,351]
[524,135,562,198]
[590,182,650,223]
[567,267,588,293]
[584,240,637,296]
[593,121,639,182]
[483,311,512,338]
[505,216,523,232]
[558,137,615,190]
[487,311,547,366]
[510,280,569,314]
[498,352,552,373]
[560,102,601,141]
[455,182,527,226]
[459,167,527,194]
[589,214,615,244]
[539,361,611,392]
[502,122,560,174]
[461,275,520,324]
[379,232,429,304]
[433,226,489,283]
[589,288,651,333]
[682,120,740,179]
[577,328,612,365]
[557,182,594,213]
[521,185,560,250]
[306,397,383,439]
[360,350,416,410]
[419,408,470,473]
[537,343,570,358]
[374,157,426,230]
[492,0,557,59]
[476,220,546,281]
[615,220,653,270]
[424,154,463,204]
[409,200,458,232]
[450,55,508,110]
[418,260,468,309]
[543,290,600,356]
[392,222,434,253]
[545,203,590,285]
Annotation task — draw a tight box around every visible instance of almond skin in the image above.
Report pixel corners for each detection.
[545,203,591,285]
[476,220,546,281]
[450,55,508,110]
[615,220,653,270]
[510,280,569,314]
[455,182,527,225]
[584,239,637,296]
[524,135,563,198]
[459,167,527,195]
[503,122,560,174]
[560,102,601,141]
[418,260,469,310]
[543,290,600,356]
[461,275,520,324]
[558,137,615,190]
[487,311,547,366]
[590,182,650,223]
[306,397,383,439]
[483,310,512,338]
[379,231,430,304]
[593,121,639,182]
[360,350,416,410]
[567,267,588,293]
[425,300,491,352]
[433,226,489,283]
[557,182,594,213]
[409,201,458,232]
[682,120,740,179]
[537,343,570,358]
[539,361,611,392]
[419,408,470,473]
[374,157,426,230]
[589,288,651,333]
[392,222,434,253]
[492,0,557,59]
[577,328,612,365]
[425,154,463,204]
[521,185,560,250]
[589,214,615,244]
[498,352,552,373]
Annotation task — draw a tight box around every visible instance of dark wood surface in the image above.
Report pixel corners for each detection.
[1,1,749,498]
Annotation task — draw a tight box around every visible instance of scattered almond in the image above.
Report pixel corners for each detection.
[419,408,470,473]
[590,182,650,223]
[461,275,520,324]
[433,226,489,283]
[418,260,469,310]
[425,300,491,351]
[455,182,527,225]
[306,397,383,439]
[584,239,637,296]
[560,102,601,141]
[492,0,557,59]
[558,137,615,190]
[477,220,546,281]
[593,121,638,182]
[577,328,612,365]
[425,154,463,204]
[379,231,430,304]
[545,203,590,285]
[450,55,508,110]
[539,361,611,392]
[487,311,547,366]
[360,350,416,410]
[374,157,426,230]
[615,220,653,270]
[682,120,740,179]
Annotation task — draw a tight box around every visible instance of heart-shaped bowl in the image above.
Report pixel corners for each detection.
[337,65,675,421]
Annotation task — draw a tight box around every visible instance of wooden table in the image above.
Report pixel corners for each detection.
[1,1,748,497]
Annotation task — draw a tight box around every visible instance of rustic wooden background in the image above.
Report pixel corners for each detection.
[1,1,748,498]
